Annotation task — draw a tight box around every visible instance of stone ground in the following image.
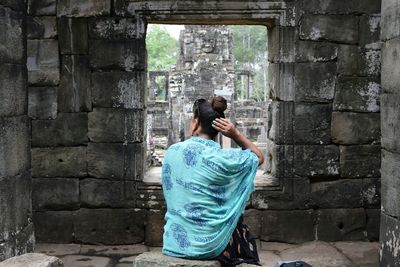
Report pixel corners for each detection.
[34,241,379,267]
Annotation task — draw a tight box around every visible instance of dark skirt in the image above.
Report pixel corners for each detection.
[213,216,261,267]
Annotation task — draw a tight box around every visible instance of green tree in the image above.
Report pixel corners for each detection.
[146,25,179,71]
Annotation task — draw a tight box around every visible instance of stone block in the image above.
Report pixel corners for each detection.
[294,145,339,177]
[0,116,30,178]
[381,0,400,41]
[27,16,57,39]
[260,210,315,243]
[268,63,294,101]
[28,87,57,119]
[58,55,91,112]
[382,37,400,94]
[33,210,75,243]
[32,178,79,211]
[89,17,144,39]
[34,243,81,257]
[145,210,165,247]
[27,0,56,15]
[337,45,381,76]
[366,209,380,241]
[381,150,400,218]
[295,41,338,63]
[334,77,380,112]
[0,7,25,64]
[136,189,166,209]
[340,145,381,178]
[294,62,337,102]
[359,15,381,49]
[310,179,363,208]
[32,147,87,178]
[57,0,110,17]
[88,108,144,143]
[134,252,220,267]
[379,212,400,266]
[294,103,332,144]
[299,15,358,44]
[27,39,59,86]
[265,142,293,178]
[300,0,381,14]
[91,71,145,109]
[331,112,380,144]
[80,178,131,208]
[32,113,88,147]
[0,0,26,11]
[87,143,124,179]
[316,209,366,242]
[0,253,63,267]
[89,40,145,71]
[268,26,295,63]
[381,93,400,153]
[60,255,110,267]
[268,101,293,144]
[74,208,146,245]
[58,18,88,54]
[0,64,27,117]
[362,178,381,208]
[243,209,261,239]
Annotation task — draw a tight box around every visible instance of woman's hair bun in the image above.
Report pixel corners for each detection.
[211,96,227,114]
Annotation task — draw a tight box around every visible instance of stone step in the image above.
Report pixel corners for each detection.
[0,253,63,267]
[134,252,220,267]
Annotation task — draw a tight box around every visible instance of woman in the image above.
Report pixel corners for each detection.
[161,96,264,266]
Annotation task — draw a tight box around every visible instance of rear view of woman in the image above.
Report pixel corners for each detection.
[161,96,264,266]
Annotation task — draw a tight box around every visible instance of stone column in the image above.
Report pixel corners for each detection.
[0,0,34,261]
[380,0,400,265]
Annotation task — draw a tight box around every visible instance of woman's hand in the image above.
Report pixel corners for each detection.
[212,118,239,139]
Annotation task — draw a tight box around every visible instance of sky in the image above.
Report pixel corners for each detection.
[148,24,185,40]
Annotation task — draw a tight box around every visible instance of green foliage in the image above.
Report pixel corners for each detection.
[146,25,179,71]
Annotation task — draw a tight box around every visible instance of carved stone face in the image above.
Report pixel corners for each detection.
[200,33,216,53]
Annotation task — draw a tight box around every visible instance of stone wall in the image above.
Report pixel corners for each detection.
[24,0,383,246]
[0,0,34,261]
[379,0,400,265]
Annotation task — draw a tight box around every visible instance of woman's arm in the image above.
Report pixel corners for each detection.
[212,118,265,166]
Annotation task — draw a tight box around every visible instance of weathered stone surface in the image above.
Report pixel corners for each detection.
[33,210,75,243]
[145,210,165,247]
[91,71,145,109]
[27,16,57,39]
[134,252,220,267]
[57,0,110,17]
[268,101,293,144]
[316,209,366,241]
[32,147,87,178]
[74,209,146,245]
[80,244,148,256]
[32,113,87,147]
[333,241,380,266]
[89,17,144,39]
[265,143,293,178]
[340,145,381,178]
[28,87,57,119]
[382,37,400,94]
[359,15,381,49]
[363,178,381,208]
[294,145,339,177]
[125,143,145,181]
[0,253,63,267]
[381,0,400,41]
[381,150,400,218]
[58,18,88,54]
[88,108,144,143]
[294,62,337,102]
[87,143,124,179]
[58,55,91,112]
[268,26,295,63]
[331,112,380,144]
[366,209,380,241]
[0,64,27,117]
[381,93,400,153]
[0,222,35,261]
[80,178,131,208]
[0,0,26,11]
[0,7,25,64]
[300,0,381,14]
[27,39,59,86]
[28,0,56,15]
[89,40,145,71]
[0,116,30,177]
[295,41,337,62]
[294,103,331,144]
[34,243,81,256]
[337,45,381,76]
[334,77,380,112]
[260,210,315,243]
[299,15,358,44]
[260,242,296,252]
[60,255,110,267]
[136,189,166,209]
[280,241,353,267]
[243,209,261,239]
[32,178,79,211]
[268,63,295,101]
[379,212,400,266]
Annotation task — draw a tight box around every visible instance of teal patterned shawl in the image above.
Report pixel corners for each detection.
[161,136,259,259]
